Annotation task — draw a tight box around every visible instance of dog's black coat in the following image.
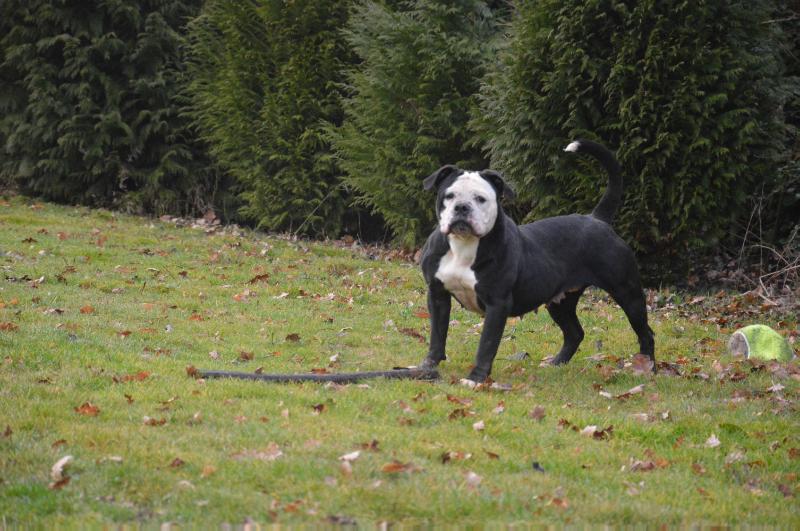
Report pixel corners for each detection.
[419,140,654,382]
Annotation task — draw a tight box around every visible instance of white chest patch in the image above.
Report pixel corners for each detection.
[435,236,483,315]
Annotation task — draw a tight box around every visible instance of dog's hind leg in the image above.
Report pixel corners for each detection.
[610,286,655,364]
[546,290,585,365]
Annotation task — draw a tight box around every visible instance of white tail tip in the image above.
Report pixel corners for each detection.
[564,141,581,152]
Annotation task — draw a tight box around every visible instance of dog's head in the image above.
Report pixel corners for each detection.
[423,165,515,238]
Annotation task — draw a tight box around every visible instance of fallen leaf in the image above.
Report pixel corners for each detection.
[398,327,426,343]
[705,434,721,448]
[47,454,73,487]
[492,401,505,414]
[629,459,656,472]
[464,471,482,489]
[381,461,419,474]
[74,402,100,416]
[441,451,472,463]
[528,406,546,421]
[616,384,645,400]
[2,426,11,438]
[339,451,361,462]
[692,462,706,475]
[231,443,283,462]
[0,322,19,332]
[285,333,301,342]
[238,351,254,361]
[143,416,167,426]
[186,365,199,378]
[79,305,95,314]
[631,354,654,375]
[170,457,185,468]
[201,465,216,478]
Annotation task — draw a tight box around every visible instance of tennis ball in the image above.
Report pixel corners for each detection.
[727,324,794,362]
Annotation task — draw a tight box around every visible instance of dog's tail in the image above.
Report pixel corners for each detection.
[564,139,622,224]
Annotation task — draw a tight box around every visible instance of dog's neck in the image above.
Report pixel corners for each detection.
[447,234,479,266]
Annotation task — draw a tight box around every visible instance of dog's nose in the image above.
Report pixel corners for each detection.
[454,203,471,215]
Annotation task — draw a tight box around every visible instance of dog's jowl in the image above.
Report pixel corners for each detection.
[418,139,655,384]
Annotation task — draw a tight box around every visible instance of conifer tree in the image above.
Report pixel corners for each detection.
[185,0,352,236]
[329,0,500,246]
[474,0,789,270]
[0,0,216,215]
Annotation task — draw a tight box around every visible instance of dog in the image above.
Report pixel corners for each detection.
[417,139,654,384]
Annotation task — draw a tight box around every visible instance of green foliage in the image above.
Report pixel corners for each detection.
[0,0,217,215]
[329,0,500,247]
[474,0,790,271]
[185,0,352,236]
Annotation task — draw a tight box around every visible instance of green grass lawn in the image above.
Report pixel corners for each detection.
[1,196,798,526]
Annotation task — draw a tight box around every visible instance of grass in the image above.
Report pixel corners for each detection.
[0,196,798,527]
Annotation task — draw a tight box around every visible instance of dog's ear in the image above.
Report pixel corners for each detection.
[480,170,516,201]
[423,165,459,192]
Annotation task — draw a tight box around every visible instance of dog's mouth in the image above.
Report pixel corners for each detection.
[447,219,475,237]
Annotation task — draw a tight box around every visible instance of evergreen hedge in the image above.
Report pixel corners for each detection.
[473,0,790,271]
[185,0,352,236]
[329,0,500,247]
[0,0,216,215]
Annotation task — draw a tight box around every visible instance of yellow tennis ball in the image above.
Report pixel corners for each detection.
[727,325,794,362]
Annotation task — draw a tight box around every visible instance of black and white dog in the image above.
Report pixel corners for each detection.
[418,140,654,385]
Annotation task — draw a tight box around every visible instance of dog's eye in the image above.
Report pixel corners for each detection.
[475,196,486,204]
[444,193,455,200]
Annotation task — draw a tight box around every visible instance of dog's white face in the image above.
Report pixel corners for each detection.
[438,172,498,238]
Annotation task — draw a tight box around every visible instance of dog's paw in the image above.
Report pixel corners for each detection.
[418,357,442,370]
[459,378,478,389]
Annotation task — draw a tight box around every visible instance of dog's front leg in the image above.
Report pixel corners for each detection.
[466,302,510,383]
[418,281,451,370]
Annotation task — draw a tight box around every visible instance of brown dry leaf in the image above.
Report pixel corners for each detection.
[170,457,185,468]
[186,365,199,378]
[629,459,656,472]
[238,350,254,361]
[51,439,67,449]
[381,461,419,474]
[231,443,283,462]
[0,322,19,332]
[441,451,472,464]
[48,477,70,490]
[74,402,100,416]
[692,462,706,475]
[79,305,95,314]
[201,465,216,478]
[143,416,167,426]
[120,371,149,383]
[446,394,473,407]
[484,450,500,460]
[2,426,11,438]
[312,403,326,415]
[285,333,301,342]
[413,310,430,319]
[248,273,271,284]
[398,327,426,344]
[528,405,546,421]
[616,384,645,400]
[631,354,654,375]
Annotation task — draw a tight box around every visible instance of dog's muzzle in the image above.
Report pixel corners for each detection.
[447,219,474,236]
